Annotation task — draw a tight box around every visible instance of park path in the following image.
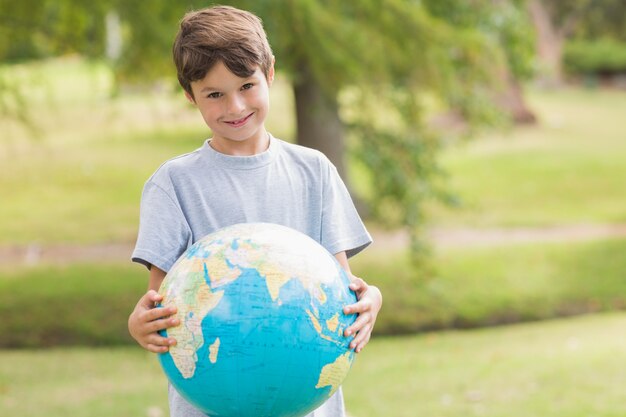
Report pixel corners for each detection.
[2,224,626,267]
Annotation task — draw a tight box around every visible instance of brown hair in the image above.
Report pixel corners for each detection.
[173,5,274,98]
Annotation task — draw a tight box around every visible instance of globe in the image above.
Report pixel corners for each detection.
[158,222,358,417]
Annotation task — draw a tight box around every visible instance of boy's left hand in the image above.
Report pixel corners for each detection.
[343,276,383,353]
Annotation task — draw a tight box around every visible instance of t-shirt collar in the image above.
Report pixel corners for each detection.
[202,134,278,170]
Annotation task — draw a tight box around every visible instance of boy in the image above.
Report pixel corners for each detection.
[128,5,382,417]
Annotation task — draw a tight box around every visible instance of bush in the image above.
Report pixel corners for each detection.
[564,39,626,75]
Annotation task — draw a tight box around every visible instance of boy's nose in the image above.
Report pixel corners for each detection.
[226,94,246,114]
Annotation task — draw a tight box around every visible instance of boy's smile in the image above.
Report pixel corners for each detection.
[186,60,274,156]
[224,112,254,127]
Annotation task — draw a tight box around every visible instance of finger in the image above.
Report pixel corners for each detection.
[344,312,370,337]
[354,331,372,353]
[349,323,372,350]
[343,298,371,315]
[144,305,178,322]
[149,332,177,346]
[147,316,180,334]
[146,343,171,353]
[146,334,177,350]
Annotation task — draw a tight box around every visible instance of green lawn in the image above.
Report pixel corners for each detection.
[429,88,626,227]
[345,312,626,417]
[2,313,625,417]
[0,347,168,417]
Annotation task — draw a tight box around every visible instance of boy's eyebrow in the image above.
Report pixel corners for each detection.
[199,82,250,92]
[198,76,258,92]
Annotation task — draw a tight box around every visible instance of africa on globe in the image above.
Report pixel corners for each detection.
[157,222,358,417]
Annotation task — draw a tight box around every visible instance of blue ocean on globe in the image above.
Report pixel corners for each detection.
[158,223,358,417]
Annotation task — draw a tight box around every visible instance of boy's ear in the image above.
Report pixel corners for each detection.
[267,56,276,86]
[184,90,196,104]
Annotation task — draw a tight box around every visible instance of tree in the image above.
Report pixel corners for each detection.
[77,0,511,262]
[528,0,625,86]
[423,0,536,123]
[1,0,534,265]
[0,0,110,61]
[231,1,538,259]
[0,0,113,128]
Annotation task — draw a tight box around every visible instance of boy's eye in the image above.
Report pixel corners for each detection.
[241,83,254,90]
[207,92,222,99]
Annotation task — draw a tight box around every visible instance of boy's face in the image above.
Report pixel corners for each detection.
[186,61,274,155]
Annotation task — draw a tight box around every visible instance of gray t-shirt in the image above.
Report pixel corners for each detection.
[132,135,371,417]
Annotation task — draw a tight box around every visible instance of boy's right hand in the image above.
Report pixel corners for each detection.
[128,290,179,353]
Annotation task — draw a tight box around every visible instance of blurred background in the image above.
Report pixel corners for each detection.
[1,1,625,416]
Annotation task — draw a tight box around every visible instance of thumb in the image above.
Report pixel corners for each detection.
[349,277,367,292]
[141,290,163,308]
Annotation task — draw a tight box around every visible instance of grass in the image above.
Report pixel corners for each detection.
[429,88,626,227]
[0,263,146,347]
[0,127,206,244]
[344,312,626,417]
[2,312,625,417]
[0,348,168,417]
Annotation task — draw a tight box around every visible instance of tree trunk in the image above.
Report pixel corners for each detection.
[528,0,565,87]
[293,66,347,181]
[496,69,537,125]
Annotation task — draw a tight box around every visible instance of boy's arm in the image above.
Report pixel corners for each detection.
[128,266,179,353]
[334,251,383,353]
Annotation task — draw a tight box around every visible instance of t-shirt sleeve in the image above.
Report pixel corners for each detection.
[131,180,192,272]
[320,159,372,258]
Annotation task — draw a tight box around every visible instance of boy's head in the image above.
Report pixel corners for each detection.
[173,5,274,100]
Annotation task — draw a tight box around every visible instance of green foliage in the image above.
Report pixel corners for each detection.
[227,0,527,263]
[564,39,626,74]
[532,0,594,28]
[347,89,444,263]
[533,0,626,42]
[0,0,110,61]
[423,0,535,80]
[568,0,626,41]
[0,66,30,129]
[112,2,186,83]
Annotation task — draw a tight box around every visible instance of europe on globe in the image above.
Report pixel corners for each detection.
[158,222,358,417]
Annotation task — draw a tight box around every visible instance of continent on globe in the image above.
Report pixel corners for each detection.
[158,223,358,417]
[316,351,354,395]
